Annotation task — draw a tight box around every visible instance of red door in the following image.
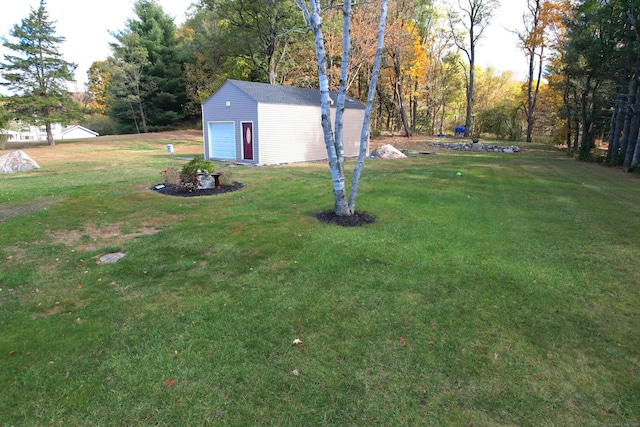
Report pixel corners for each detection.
[242,122,254,160]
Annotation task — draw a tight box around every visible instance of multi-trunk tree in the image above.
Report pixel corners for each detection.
[0,0,82,145]
[297,0,388,216]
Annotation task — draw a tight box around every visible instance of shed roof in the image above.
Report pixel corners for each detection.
[226,79,365,110]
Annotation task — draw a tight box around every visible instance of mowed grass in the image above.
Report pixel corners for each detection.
[0,133,639,426]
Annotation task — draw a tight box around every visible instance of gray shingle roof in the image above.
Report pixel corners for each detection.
[228,79,365,110]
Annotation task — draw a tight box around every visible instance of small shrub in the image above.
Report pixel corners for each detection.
[161,167,180,186]
[182,155,215,175]
[180,171,200,192]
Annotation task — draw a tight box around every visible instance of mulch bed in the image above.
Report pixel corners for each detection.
[152,182,244,197]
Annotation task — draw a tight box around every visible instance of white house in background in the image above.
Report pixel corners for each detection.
[201,79,367,165]
[0,123,99,142]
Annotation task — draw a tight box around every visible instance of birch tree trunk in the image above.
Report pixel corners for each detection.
[349,1,388,212]
[299,0,388,217]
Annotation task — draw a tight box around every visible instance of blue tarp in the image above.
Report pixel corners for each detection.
[455,126,466,134]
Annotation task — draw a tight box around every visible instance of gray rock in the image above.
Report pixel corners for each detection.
[0,150,40,174]
[98,252,126,264]
[198,171,216,189]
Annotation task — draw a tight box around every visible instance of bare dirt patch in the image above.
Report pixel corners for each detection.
[48,220,165,252]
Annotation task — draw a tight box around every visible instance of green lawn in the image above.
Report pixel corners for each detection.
[1,134,639,426]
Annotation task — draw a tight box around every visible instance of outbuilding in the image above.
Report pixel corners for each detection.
[201,79,367,165]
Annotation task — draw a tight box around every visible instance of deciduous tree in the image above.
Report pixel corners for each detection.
[199,0,304,84]
[448,0,500,137]
[514,0,564,142]
[107,32,153,133]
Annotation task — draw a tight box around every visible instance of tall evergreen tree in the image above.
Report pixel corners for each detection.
[108,0,188,132]
[0,0,82,146]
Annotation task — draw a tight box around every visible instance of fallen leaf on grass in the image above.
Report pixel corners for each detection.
[165,378,175,387]
[76,284,82,289]
[428,341,435,346]
[292,369,300,376]
[292,338,303,345]
[493,353,499,361]
[8,350,16,356]
[399,336,406,344]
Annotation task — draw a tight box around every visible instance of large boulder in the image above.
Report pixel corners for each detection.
[0,150,40,174]
[370,144,407,159]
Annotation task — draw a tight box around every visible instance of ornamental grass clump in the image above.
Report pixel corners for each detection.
[160,167,180,186]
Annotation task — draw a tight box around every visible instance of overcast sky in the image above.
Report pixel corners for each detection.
[0,0,530,90]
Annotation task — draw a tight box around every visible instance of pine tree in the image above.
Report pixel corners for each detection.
[0,0,82,146]
[107,0,188,133]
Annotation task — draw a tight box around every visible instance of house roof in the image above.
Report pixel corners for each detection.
[227,79,366,110]
[61,125,99,137]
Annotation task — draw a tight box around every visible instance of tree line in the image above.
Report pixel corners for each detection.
[2,0,640,169]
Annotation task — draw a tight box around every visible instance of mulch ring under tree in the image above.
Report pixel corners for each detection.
[313,210,376,227]
[152,182,244,197]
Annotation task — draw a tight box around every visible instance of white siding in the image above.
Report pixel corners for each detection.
[257,104,366,165]
[341,108,367,157]
[258,104,324,164]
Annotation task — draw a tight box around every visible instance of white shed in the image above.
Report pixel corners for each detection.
[201,79,367,165]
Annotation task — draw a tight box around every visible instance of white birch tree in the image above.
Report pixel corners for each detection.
[297,0,388,217]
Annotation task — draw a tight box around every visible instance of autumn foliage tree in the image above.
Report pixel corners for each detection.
[514,0,565,142]
[448,0,500,137]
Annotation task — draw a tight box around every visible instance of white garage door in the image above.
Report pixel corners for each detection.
[208,122,236,160]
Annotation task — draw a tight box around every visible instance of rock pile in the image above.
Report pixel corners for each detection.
[429,142,520,153]
[370,144,407,159]
[0,150,40,174]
